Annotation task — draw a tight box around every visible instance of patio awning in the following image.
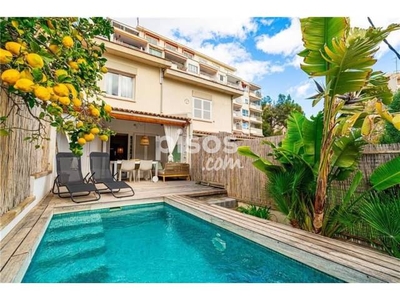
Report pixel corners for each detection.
[110,107,191,127]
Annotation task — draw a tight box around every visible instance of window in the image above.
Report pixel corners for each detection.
[145,35,158,45]
[165,43,178,51]
[149,47,162,57]
[242,109,249,117]
[242,121,249,129]
[188,64,198,74]
[244,98,249,104]
[105,72,134,99]
[219,74,225,82]
[193,98,212,120]
[183,50,194,59]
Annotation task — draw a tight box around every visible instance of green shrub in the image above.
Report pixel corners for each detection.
[237,205,271,220]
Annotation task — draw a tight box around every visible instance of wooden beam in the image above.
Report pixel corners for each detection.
[111,112,188,127]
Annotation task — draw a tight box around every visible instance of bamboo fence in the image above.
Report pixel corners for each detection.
[0,91,51,216]
[190,132,400,207]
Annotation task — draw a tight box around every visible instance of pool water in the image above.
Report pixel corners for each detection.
[22,203,342,283]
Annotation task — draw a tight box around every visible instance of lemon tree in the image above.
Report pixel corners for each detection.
[0,17,114,156]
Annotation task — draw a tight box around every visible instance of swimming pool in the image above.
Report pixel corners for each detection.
[22,203,342,283]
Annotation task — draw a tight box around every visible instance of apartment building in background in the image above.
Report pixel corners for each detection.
[56,19,264,174]
[388,72,400,92]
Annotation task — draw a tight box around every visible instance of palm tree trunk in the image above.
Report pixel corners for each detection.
[313,107,335,234]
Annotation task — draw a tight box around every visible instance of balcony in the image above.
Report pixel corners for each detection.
[199,71,216,81]
[233,99,242,107]
[233,111,242,119]
[249,90,262,100]
[234,124,243,131]
[249,103,262,111]
[250,127,263,136]
[250,115,262,123]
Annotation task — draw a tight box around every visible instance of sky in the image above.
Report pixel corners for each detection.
[2,1,400,118]
[114,16,400,117]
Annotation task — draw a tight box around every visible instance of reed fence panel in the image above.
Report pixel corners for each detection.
[190,132,400,207]
[0,91,51,216]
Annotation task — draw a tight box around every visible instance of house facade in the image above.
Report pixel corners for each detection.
[57,19,264,175]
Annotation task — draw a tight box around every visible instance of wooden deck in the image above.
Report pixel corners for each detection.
[1,180,400,283]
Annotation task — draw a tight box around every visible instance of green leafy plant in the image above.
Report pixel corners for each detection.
[237,204,271,220]
[298,17,400,233]
[359,188,400,258]
[0,17,115,156]
[239,111,365,231]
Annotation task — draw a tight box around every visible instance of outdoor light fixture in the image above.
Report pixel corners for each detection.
[140,123,150,146]
[140,135,150,146]
[116,147,124,154]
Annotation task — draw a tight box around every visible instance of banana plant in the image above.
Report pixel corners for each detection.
[238,111,365,231]
[299,17,400,233]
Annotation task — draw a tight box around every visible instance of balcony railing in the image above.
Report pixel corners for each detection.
[250,115,262,122]
[250,103,262,111]
[233,99,242,106]
[199,71,216,80]
[250,127,263,136]
[233,111,243,118]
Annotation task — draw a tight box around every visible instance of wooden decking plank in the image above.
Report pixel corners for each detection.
[174,194,400,268]
[0,227,31,271]
[0,253,29,283]
[208,202,400,269]
[173,196,400,274]
[166,195,400,282]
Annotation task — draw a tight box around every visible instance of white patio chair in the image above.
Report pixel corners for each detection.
[138,160,153,181]
[118,159,137,182]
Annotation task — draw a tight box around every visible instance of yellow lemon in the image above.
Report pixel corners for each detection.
[26,53,44,68]
[58,96,71,106]
[104,104,112,113]
[20,69,34,80]
[83,133,95,142]
[62,36,74,48]
[91,108,100,117]
[0,48,13,64]
[77,58,86,65]
[14,78,34,92]
[76,121,84,128]
[47,87,59,102]
[72,98,82,107]
[1,69,20,85]
[34,86,51,101]
[65,83,77,98]
[90,127,100,135]
[49,44,59,54]
[55,69,68,79]
[100,66,108,73]
[47,19,55,30]
[68,61,79,70]
[393,114,400,130]
[53,84,69,97]
[5,42,24,55]
[77,138,86,146]
[41,73,47,83]
[99,134,109,142]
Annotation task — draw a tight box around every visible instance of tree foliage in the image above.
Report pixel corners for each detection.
[0,17,114,156]
[261,94,303,136]
[299,17,400,233]
[381,90,400,144]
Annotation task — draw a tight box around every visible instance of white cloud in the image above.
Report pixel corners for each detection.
[349,17,400,59]
[198,42,284,82]
[255,18,303,57]
[287,80,313,98]
[118,17,259,49]
[116,17,282,83]
[260,19,274,26]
